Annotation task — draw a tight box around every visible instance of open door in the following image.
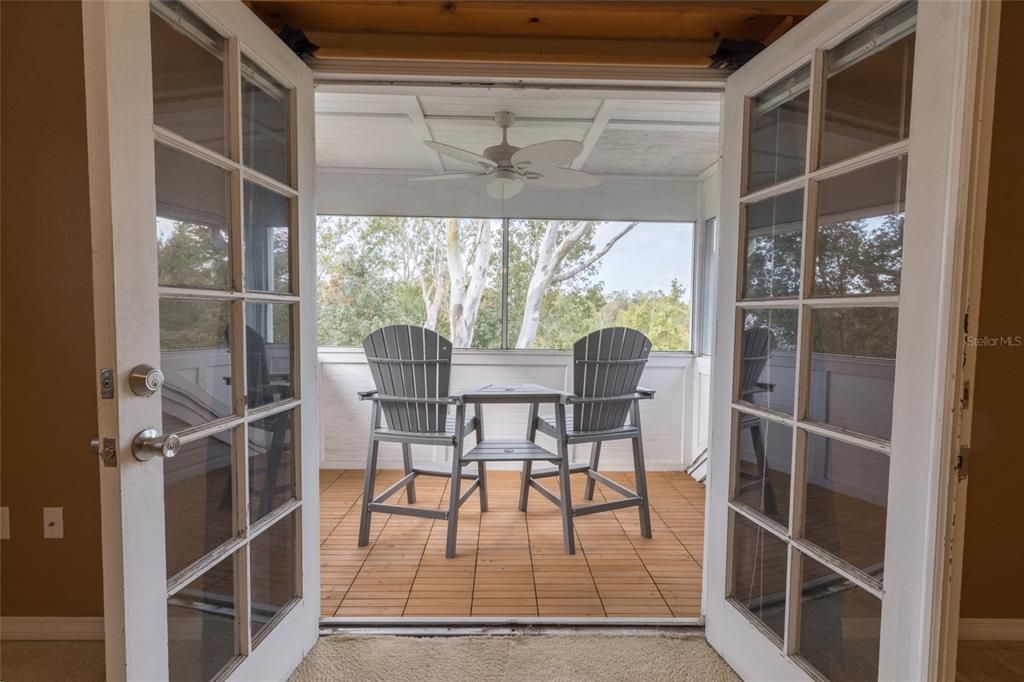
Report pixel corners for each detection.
[83,1,317,679]
[705,1,986,679]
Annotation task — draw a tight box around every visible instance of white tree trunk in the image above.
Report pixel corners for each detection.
[447,219,493,347]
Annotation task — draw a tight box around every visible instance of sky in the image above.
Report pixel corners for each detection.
[592,221,695,301]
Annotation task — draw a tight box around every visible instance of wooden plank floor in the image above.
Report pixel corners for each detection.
[320,469,705,618]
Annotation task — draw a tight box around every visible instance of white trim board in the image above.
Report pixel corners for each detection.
[958,619,1024,641]
[1,617,105,641]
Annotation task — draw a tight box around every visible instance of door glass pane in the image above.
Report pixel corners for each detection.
[699,218,717,355]
[160,298,232,432]
[167,553,237,682]
[242,55,290,184]
[249,410,296,523]
[804,434,888,579]
[164,432,234,578]
[821,2,916,167]
[729,512,788,642]
[250,511,299,641]
[155,143,231,290]
[733,415,792,526]
[244,181,291,293]
[813,156,907,297]
[747,64,811,193]
[150,0,227,155]
[739,308,798,414]
[808,307,897,441]
[246,302,293,408]
[798,553,881,681]
[743,189,803,299]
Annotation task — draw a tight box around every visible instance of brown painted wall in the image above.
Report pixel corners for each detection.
[1,0,104,617]
[959,0,1024,620]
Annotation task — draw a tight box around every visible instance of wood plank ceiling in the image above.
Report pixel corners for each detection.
[245,1,822,67]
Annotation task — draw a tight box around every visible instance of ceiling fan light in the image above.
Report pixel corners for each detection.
[486,175,524,200]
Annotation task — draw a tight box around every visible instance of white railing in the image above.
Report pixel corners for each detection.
[317,348,696,471]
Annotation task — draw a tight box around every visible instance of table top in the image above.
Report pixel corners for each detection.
[460,383,567,404]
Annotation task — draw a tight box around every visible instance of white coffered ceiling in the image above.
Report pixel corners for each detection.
[315,88,721,178]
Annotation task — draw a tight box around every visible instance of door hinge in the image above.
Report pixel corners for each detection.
[956,446,971,481]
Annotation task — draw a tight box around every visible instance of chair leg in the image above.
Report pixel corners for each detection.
[475,404,488,512]
[358,438,380,547]
[583,442,602,501]
[518,461,532,512]
[750,423,779,517]
[445,404,467,559]
[519,402,539,512]
[555,403,576,555]
[401,442,416,504]
[631,403,653,539]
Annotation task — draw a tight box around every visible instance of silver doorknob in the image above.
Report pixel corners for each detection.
[132,429,180,461]
[129,364,164,397]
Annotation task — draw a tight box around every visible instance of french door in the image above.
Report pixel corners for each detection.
[706,1,983,680]
[83,1,318,680]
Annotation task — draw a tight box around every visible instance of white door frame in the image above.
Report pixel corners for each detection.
[83,1,319,680]
[705,1,992,680]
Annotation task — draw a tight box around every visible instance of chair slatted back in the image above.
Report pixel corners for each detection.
[740,327,771,400]
[363,325,452,433]
[572,327,652,433]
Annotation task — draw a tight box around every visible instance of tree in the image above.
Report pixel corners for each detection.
[446,218,495,347]
[513,220,638,348]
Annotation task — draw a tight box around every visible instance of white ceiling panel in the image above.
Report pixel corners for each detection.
[316,114,436,170]
[419,94,602,120]
[581,129,719,176]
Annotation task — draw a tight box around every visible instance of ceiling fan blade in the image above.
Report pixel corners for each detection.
[486,177,524,200]
[424,141,498,169]
[528,167,601,189]
[511,140,584,171]
[409,172,490,183]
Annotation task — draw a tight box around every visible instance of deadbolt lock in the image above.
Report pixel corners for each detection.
[129,364,164,397]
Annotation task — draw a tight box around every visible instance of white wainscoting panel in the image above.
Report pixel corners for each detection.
[318,348,693,471]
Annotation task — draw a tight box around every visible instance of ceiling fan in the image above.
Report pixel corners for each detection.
[411,111,601,200]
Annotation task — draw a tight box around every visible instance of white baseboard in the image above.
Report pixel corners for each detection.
[958,618,1024,641]
[0,617,105,640]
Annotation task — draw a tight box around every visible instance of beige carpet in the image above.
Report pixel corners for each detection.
[290,633,739,682]
[1,641,105,682]
[956,641,1024,681]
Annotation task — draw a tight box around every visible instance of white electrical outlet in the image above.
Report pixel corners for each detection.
[43,507,64,539]
[1,507,9,540]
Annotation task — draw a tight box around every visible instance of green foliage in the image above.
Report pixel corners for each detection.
[316,215,692,351]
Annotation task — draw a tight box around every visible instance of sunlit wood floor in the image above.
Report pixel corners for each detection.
[320,469,705,618]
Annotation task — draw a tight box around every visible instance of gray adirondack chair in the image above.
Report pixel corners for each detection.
[519,327,655,554]
[737,326,779,516]
[357,325,486,558]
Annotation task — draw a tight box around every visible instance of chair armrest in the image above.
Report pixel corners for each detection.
[362,393,463,405]
[357,389,378,400]
[565,392,654,405]
[755,382,775,392]
[636,386,656,397]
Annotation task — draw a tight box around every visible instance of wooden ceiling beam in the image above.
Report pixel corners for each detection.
[306,31,721,66]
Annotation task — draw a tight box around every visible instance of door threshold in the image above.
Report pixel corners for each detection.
[320,616,704,637]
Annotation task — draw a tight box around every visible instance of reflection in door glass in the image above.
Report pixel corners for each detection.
[244,181,291,293]
[155,144,231,290]
[803,433,888,579]
[242,55,290,184]
[798,553,882,681]
[814,156,907,297]
[249,410,296,523]
[739,308,798,415]
[733,414,792,527]
[150,0,227,155]
[167,552,236,682]
[250,511,299,641]
[809,307,897,441]
[159,298,232,432]
[729,512,788,643]
[821,2,916,167]
[747,64,811,193]
[246,302,293,408]
[164,432,235,579]
[743,190,803,299]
